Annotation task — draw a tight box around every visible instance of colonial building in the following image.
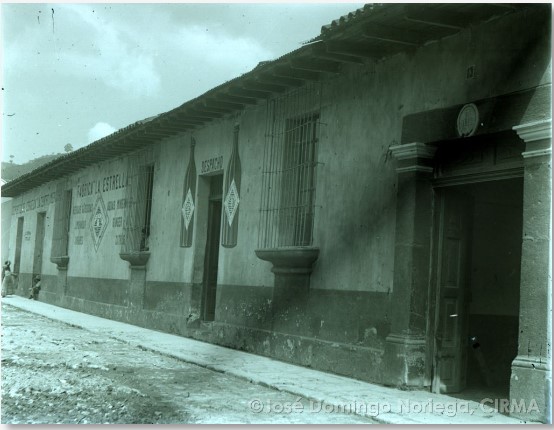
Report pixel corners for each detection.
[2,4,551,422]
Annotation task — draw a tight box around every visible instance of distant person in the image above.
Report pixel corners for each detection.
[140,226,150,251]
[2,260,11,281]
[1,267,16,297]
[29,275,41,300]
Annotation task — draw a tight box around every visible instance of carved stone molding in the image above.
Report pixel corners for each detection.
[119,251,151,268]
[389,142,437,174]
[255,247,320,275]
[389,142,437,161]
[50,256,70,270]
[513,119,552,143]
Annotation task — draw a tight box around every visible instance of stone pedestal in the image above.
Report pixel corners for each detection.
[255,247,319,315]
[120,252,150,309]
[384,142,436,388]
[51,256,70,301]
[510,120,552,423]
[51,256,69,270]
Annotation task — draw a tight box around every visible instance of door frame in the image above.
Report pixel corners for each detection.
[201,175,223,321]
[428,186,474,393]
[427,175,524,393]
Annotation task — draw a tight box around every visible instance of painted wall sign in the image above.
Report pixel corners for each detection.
[180,138,197,248]
[76,172,127,198]
[222,124,242,248]
[71,169,129,249]
[12,192,56,215]
[90,194,109,252]
[456,103,479,137]
[201,156,223,174]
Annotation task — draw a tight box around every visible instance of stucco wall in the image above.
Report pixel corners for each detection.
[9,181,57,277]
[2,199,13,263]
[4,6,550,387]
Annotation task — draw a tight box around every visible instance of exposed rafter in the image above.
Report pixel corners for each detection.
[172,116,206,125]
[256,74,304,88]
[363,23,428,46]
[204,99,245,111]
[271,65,321,81]
[289,58,341,74]
[241,80,288,94]
[310,44,366,64]
[403,5,468,30]
[324,41,388,58]
[227,86,272,99]
[215,93,259,105]
[193,104,231,115]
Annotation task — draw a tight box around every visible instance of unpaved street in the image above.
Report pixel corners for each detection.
[1,304,374,424]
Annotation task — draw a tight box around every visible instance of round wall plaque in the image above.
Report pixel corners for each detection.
[456,103,479,137]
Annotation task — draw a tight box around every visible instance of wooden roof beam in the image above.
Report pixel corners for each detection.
[256,74,304,88]
[171,114,206,125]
[403,5,468,30]
[241,80,288,94]
[188,105,229,116]
[215,93,259,105]
[289,58,341,74]
[271,65,321,81]
[324,41,387,59]
[363,23,429,46]
[204,99,245,111]
[309,44,366,64]
[227,86,271,99]
[157,122,188,133]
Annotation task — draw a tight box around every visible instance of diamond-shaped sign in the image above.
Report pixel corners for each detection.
[90,194,109,252]
[181,188,195,230]
[224,179,240,226]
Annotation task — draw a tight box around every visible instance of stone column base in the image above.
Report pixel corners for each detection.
[510,356,551,423]
[384,333,427,388]
[127,266,146,309]
[57,267,68,297]
[255,247,319,314]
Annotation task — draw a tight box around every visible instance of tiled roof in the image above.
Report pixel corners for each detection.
[1,3,536,197]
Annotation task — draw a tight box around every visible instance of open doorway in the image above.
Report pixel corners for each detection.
[202,174,223,321]
[432,178,523,402]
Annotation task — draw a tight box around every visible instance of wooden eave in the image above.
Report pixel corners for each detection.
[2,3,532,197]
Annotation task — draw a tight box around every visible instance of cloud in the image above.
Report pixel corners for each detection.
[58,5,161,98]
[88,122,117,143]
[3,4,162,99]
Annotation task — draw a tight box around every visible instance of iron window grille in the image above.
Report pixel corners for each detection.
[259,82,322,249]
[121,149,155,253]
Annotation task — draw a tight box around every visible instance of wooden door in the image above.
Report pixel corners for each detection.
[202,199,222,321]
[432,190,472,393]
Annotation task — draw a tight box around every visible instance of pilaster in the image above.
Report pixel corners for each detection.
[384,142,437,388]
[510,119,552,423]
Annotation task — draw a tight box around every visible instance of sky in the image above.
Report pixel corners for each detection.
[1,2,365,164]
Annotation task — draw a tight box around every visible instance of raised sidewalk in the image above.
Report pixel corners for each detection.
[2,296,530,424]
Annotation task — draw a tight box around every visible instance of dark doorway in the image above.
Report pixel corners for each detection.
[433,178,523,401]
[13,217,24,275]
[33,212,47,277]
[202,175,223,321]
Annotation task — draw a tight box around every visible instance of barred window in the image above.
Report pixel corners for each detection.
[259,83,321,249]
[121,149,155,253]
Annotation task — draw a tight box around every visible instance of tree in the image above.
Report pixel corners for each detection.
[64,144,73,153]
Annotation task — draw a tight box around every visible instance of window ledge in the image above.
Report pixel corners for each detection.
[255,247,319,274]
[51,256,70,270]
[119,251,151,268]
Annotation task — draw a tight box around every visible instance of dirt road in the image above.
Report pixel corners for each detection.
[1,304,374,424]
